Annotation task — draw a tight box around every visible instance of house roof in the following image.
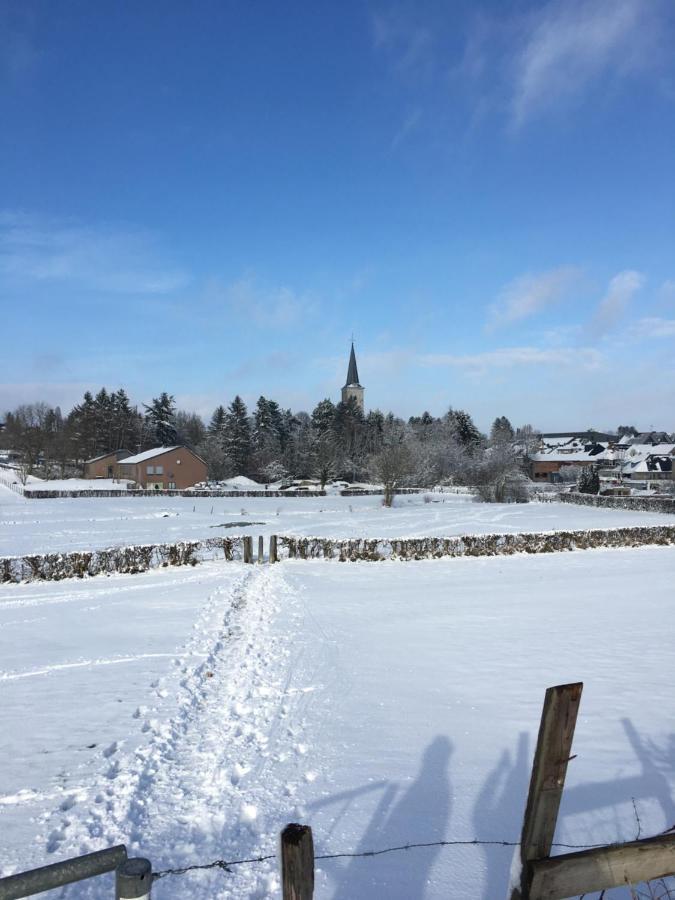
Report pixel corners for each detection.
[85,449,131,464]
[117,446,181,465]
[344,342,361,387]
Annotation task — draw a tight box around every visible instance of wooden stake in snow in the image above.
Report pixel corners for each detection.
[510,682,582,900]
[258,535,264,563]
[270,534,278,563]
[243,536,253,564]
[281,824,314,900]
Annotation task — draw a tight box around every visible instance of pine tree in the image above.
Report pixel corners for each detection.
[311,399,337,437]
[208,406,227,435]
[143,393,178,446]
[223,395,252,475]
[490,416,515,445]
[446,408,482,452]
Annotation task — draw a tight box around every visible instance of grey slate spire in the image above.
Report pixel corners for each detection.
[341,342,365,411]
[345,342,361,387]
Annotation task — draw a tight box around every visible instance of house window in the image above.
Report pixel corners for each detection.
[155,465,164,475]
[168,482,176,490]
[147,465,154,474]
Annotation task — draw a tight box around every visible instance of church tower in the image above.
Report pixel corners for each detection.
[341,342,365,412]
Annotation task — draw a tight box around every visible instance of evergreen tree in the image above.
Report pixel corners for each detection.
[208,405,227,435]
[143,393,178,445]
[490,416,515,445]
[311,399,337,437]
[223,395,252,475]
[446,408,482,452]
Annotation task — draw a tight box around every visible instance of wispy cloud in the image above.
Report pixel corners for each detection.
[511,0,668,127]
[420,346,602,373]
[631,317,675,339]
[207,274,319,329]
[487,266,581,330]
[371,9,434,77]
[0,211,189,295]
[589,269,645,336]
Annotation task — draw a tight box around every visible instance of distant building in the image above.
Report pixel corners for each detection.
[341,342,364,412]
[84,449,131,479]
[116,446,207,490]
[526,437,616,481]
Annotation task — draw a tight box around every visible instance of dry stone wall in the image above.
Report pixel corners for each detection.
[278,525,675,562]
[1,537,243,583]
[560,492,675,515]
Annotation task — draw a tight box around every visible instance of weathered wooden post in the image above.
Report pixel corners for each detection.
[258,535,264,564]
[243,536,253,564]
[115,858,152,899]
[510,682,583,900]
[281,824,314,900]
[269,534,278,563]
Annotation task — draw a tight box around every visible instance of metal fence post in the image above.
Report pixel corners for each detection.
[115,858,152,899]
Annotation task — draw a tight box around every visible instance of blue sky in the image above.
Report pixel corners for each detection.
[1,0,675,431]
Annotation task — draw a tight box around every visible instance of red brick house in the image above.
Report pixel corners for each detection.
[116,446,207,490]
[84,449,131,479]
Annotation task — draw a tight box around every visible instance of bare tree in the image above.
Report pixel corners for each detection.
[370,441,413,507]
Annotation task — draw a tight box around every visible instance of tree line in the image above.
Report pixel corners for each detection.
[1,388,540,501]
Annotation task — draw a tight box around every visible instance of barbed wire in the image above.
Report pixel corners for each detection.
[152,837,608,880]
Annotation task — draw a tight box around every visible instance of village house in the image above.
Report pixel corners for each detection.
[84,449,131,479]
[526,436,617,481]
[116,446,207,490]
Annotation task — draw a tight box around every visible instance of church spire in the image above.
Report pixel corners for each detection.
[341,342,365,411]
[345,342,361,387]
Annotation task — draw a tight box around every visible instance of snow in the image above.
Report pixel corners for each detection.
[3,487,675,558]
[2,548,675,898]
[24,478,133,493]
[116,447,181,465]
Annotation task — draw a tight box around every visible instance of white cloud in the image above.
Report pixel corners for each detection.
[590,269,645,336]
[631,317,675,339]
[419,345,602,373]
[0,211,189,295]
[487,266,580,330]
[215,274,318,329]
[511,0,666,127]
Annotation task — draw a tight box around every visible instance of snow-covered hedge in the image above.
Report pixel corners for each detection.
[278,525,675,562]
[560,492,675,514]
[0,537,244,583]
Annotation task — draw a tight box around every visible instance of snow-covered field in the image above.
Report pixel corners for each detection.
[2,546,675,898]
[4,487,675,557]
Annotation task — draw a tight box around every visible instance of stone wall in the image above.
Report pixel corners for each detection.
[278,525,675,562]
[0,537,243,583]
[559,492,675,515]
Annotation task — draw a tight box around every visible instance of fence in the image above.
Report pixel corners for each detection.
[18,487,425,500]
[0,468,24,496]
[3,681,674,899]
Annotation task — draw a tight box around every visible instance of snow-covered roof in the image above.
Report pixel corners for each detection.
[118,446,181,465]
[85,449,131,464]
[529,438,616,464]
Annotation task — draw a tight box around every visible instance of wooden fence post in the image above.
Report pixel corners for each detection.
[258,535,264,564]
[115,858,152,899]
[243,536,253,564]
[281,824,314,900]
[510,682,583,900]
[270,535,278,563]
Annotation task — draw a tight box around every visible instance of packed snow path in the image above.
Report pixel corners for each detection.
[2,549,675,898]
